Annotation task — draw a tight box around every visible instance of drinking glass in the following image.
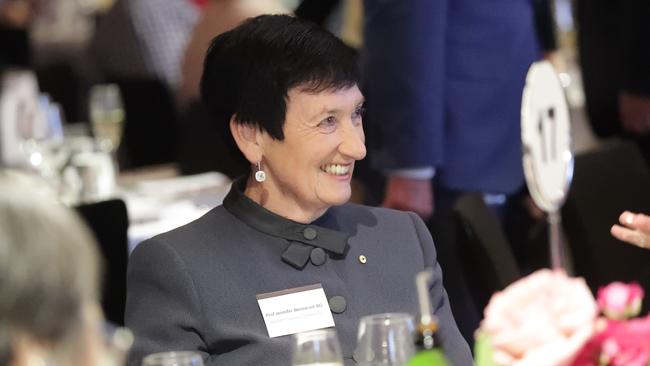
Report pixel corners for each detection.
[89,84,125,153]
[141,351,204,366]
[292,328,345,366]
[355,313,416,366]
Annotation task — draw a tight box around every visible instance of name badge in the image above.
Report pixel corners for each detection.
[256,283,335,338]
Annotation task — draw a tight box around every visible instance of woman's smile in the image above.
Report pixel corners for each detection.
[320,163,353,178]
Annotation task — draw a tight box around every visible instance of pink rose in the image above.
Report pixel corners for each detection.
[480,269,597,366]
[597,282,644,320]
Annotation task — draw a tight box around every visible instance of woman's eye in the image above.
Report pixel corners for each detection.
[352,107,366,121]
[318,116,337,130]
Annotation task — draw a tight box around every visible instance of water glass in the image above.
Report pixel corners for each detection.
[141,351,204,366]
[292,328,345,366]
[355,313,416,366]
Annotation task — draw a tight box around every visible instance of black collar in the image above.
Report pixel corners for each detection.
[223,177,349,269]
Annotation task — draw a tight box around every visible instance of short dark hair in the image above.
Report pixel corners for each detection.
[200,14,359,164]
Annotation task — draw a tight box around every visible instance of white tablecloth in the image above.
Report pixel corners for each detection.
[119,171,231,253]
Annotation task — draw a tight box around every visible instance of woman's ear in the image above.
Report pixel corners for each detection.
[230,115,263,165]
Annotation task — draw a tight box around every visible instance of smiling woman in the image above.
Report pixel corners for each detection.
[125,14,473,366]
[236,86,366,223]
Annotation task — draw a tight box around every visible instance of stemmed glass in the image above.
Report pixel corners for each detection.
[292,328,345,366]
[88,84,125,156]
[141,351,204,366]
[354,313,416,366]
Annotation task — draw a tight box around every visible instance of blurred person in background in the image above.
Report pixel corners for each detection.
[0,171,116,366]
[1,0,108,122]
[576,0,650,166]
[361,0,550,227]
[88,0,204,95]
[179,0,289,105]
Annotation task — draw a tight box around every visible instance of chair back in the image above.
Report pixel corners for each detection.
[76,199,129,325]
[429,193,521,345]
[452,193,521,308]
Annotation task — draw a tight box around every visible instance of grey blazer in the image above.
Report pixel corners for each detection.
[125,180,473,365]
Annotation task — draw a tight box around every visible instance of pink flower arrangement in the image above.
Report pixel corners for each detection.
[475,271,650,366]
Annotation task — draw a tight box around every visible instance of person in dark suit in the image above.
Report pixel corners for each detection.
[125,15,472,366]
[362,0,543,218]
[360,0,546,343]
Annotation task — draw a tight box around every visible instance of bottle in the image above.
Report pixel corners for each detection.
[406,269,450,366]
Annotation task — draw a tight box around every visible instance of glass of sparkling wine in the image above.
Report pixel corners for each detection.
[141,351,204,366]
[89,84,125,154]
[292,328,345,366]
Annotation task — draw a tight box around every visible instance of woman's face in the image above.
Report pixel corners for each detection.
[256,84,366,221]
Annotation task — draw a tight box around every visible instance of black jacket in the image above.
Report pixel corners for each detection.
[125,180,473,365]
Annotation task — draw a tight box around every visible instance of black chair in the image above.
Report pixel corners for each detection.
[429,193,521,345]
[453,193,521,308]
[110,78,179,170]
[562,139,650,314]
[75,199,129,325]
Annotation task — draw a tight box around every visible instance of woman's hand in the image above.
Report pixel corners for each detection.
[611,211,650,249]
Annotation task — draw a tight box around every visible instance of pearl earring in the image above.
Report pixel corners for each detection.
[255,161,266,182]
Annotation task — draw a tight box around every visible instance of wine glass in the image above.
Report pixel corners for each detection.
[355,313,415,366]
[292,328,345,366]
[88,84,125,154]
[141,351,204,366]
